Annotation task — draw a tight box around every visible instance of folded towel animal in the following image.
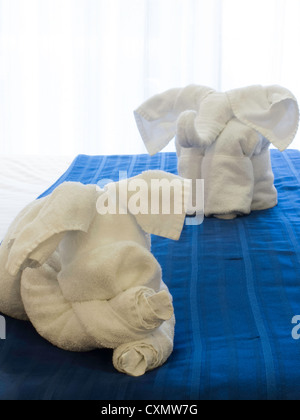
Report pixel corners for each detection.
[134,85,299,219]
[0,171,191,376]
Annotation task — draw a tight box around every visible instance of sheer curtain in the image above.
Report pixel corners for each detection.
[0,0,299,156]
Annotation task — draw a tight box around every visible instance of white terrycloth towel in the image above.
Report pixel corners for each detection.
[0,171,190,377]
[135,84,299,219]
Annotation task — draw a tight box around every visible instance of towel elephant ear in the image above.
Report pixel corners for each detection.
[111,171,192,241]
[134,85,215,155]
[227,85,300,151]
[6,182,98,277]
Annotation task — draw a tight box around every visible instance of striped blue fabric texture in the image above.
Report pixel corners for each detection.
[0,150,300,400]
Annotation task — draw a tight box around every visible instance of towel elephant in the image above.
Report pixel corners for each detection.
[0,171,191,376]
[134,84,299,219]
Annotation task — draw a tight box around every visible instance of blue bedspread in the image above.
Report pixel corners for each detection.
[1,150,300,401]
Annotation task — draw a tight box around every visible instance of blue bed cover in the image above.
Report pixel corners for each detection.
[0,150,300,401]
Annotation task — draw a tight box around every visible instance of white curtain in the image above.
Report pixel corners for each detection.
[0,0,299,156]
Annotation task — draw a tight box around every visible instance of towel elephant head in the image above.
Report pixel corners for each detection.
[0,171,191,376]
[135,85,299,219]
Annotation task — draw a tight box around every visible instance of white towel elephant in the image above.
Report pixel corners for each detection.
[0,171,191,376]
[134,85,299,219]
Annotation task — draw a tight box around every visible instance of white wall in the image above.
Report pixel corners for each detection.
[0,0,299,155]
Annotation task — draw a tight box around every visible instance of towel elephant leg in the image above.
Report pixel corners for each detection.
[0,253,27,320]
[72,286,175,350]
[251,147,278,211]
[20,253,96,352]
[177,147,204,182]
[113,316,175,377]
[21,252,175,357]
[202,119,260,219]
[0,198,47,321]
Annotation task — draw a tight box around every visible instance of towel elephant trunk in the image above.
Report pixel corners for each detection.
[110,287,174,331]
[176,93,233,149]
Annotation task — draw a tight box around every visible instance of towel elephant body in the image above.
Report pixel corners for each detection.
[177,118,277,218]
[0,171,190,376]
[135,84,299,219]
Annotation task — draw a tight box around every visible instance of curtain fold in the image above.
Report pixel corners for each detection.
[0,0,299,156]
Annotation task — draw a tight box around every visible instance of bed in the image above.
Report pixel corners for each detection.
[0,156,73,241]
[0,150,300,401]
